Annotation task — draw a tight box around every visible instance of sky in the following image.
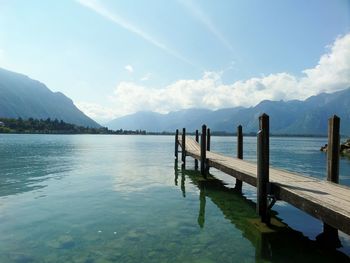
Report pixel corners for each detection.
[0,0,349,123]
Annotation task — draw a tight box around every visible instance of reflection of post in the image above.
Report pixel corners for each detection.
[181,174,186,198]
[195,130,199,170]
[197,186,206,228]
[255,232,272,261]
[174,160,179,186]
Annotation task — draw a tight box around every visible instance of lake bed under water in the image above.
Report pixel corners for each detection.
[0,134,350,262]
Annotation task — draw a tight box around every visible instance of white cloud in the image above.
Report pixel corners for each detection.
[79,33,350,122]
[75,101,117,124]
[124,65,133,73]
[301,33,350,94]
[76,0,194,66]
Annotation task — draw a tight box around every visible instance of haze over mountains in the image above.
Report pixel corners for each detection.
[0,68,100,128]
[107,88,350,135]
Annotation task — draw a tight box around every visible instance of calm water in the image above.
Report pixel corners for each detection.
[0,134,350,262]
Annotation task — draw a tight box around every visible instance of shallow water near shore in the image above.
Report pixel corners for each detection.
[0,134,350,262]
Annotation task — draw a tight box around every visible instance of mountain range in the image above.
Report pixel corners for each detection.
[0,68,100,128]
[107,88,350,135]
[1,67,349,135]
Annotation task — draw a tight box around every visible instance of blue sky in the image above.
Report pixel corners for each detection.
[0,0,349,123]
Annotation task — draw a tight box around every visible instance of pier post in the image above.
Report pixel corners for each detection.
[318,115,341,246]
[257,114,270,224]
[182,128,186,168]
[327,115,340,183]
[201,124,207,177]
[207,128,211,151]
[175,129,179,161]
[235,125,243,192]
[207,128,211,172]
[195,130,199,170]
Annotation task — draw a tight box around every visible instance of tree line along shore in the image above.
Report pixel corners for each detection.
[0,117,146,135]
[0,117,349,139]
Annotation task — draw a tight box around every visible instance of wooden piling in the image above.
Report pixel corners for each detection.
[322,115,341,245]
[195,130,199,170]
[327,115,340,183]
[207,128,211,151]
[173,118,350,236]
[182,128,186,167]
[257,114,270,224]
[201,125,207,177]
[235,125,243,192]
[175,129,179,160]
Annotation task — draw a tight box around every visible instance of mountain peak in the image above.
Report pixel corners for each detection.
[0,68,100,128]
[107,88,350,135]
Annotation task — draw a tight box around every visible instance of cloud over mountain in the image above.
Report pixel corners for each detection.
[80,33,350,121]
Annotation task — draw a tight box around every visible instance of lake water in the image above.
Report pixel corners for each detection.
[0,134,350,262]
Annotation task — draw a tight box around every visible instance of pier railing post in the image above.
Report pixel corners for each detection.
[195,129,199,170]
[257,113,270,224]
[327,115,340,183]
[182,128,186,168]
[206,128,211,172]
[235,125,243,192]
[201,125,207,177]
[175,129,179,161]
[207,128,211,151]
[322,115,341,245]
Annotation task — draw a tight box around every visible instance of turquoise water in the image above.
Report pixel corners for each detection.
[0,134,350,262]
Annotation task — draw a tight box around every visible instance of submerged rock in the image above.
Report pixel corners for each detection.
[47,235,75,249]
[320,139,350,156]
[320,144,328,152]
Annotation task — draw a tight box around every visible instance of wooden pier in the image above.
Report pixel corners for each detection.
[174,114,350,244]
[174,168,350,261]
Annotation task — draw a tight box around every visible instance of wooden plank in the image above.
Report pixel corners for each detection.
[178,135,350,235]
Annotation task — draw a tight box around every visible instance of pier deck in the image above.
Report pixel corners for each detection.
[177,136,350,235]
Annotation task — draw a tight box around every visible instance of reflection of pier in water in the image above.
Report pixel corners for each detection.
[174,162,350,262]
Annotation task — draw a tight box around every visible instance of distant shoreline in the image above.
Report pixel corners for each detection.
[1,117,348,138]
[0,131,334,138]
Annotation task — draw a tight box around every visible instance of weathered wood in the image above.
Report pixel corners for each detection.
[175,129,179,160]
[257,114,270,224]
[195,130,199,170]
[201,125,207,177]
[177,132,350,236]
[318,115,341,247]
[327,115,340,183]
[235,125,243,192]
[207,128,211,151]
[181,128,186,167]
[207,128,211,172]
